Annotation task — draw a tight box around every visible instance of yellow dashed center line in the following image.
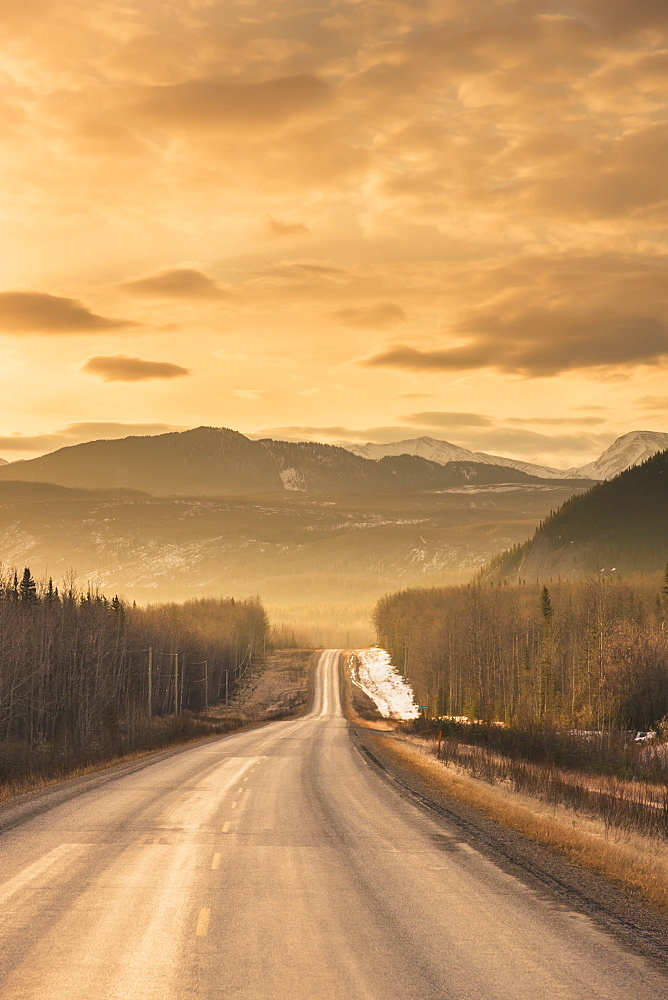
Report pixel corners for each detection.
[222,821,231,833]
[211,853,221,870]
[196,907,211,937]
[231,801,238,809]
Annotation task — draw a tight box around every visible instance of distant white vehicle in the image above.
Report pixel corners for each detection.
[634,731,657,743]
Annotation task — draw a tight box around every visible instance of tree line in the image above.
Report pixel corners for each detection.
[373,573,668,730]
[0,567,268,783]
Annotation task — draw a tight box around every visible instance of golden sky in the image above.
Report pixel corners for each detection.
[0,0,666,468]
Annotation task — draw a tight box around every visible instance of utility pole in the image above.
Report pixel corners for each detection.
[225,669,229,708]
[173,653,179,714]
[147,645,153,717]
[204,660,208,716]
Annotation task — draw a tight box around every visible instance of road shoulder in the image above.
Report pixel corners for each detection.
[350,721,668,970]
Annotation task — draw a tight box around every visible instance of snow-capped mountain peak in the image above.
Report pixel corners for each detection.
[338,436,578,480]
[339,431,668,482]
[342,436,479,465]
[576,430,668,480]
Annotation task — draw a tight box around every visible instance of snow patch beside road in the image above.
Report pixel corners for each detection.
[350,647,419,720]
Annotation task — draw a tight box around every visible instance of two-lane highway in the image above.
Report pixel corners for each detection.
[1,649,667,999]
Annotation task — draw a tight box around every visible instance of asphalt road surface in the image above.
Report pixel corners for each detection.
[1,649,667,999]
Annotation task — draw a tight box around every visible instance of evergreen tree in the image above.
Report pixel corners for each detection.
[45,577,60,605]
[540,585,554,621]
[19,567,37,602]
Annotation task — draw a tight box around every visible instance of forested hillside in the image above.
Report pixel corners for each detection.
[261,438,545,490]
[373,576,668,730]
[0,427,284,495]
[0,568,267,785]
[486,450,668,582]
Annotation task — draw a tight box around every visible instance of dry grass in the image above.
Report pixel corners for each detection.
[201,649,314,722]
[425,736,668,839]
[370,731,668,914]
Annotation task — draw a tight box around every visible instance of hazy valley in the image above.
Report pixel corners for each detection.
[1,425,666,639]
[0,479,590,643]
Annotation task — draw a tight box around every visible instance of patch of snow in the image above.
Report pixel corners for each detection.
[280,467,307,491]
[350,646,419,720]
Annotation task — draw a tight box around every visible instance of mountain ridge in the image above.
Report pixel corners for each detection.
[338,429,668,481]
[0,426,547,496]
[0,427,664,496]
[340,436,579,479]
[577,430,668,480]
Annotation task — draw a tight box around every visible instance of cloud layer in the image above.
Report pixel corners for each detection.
[0,422,182,454]
[0,0,666,463]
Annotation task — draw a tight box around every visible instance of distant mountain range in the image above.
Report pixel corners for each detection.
[0,428,665,493]
[340,430,668,482]
[0,426,553,496]
[485,449,668,583]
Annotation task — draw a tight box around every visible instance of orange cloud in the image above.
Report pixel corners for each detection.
[120,269,228,299]
[267,217,310,238]
[81,355,191,382]
[133,74,331,133]
[331,303,406,328]
[363,314,668,377]
[0,292,135,334]
[361,250,668,376]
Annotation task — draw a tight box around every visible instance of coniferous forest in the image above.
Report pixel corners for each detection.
[0,567,268,786]
[374,574,668,731]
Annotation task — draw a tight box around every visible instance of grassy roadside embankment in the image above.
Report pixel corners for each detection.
[0,649,315,810]
[342,658,668,915]
[219,648,315,721]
